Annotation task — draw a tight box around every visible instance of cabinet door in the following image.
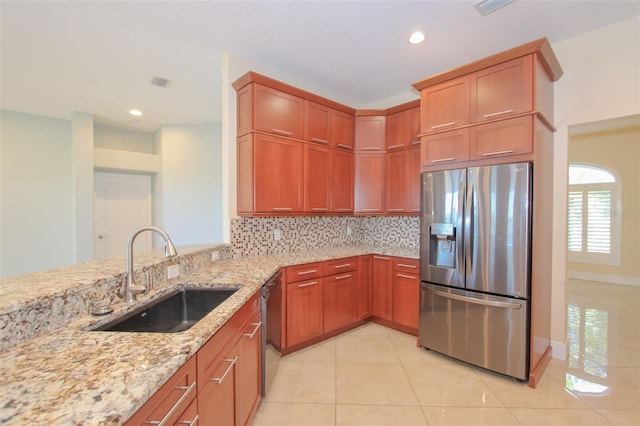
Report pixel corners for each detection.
[305,101,331,145]
[356,255,372,319]
[254,84,304,139]
[236,313,262,426]
[408,106,421,145]
[371,255,393,321]
[422,76,469,133]
[199,344,238,426]
[392,271,419,330]
[304,143,330,213]
[286,278,324,346]
[332,110,355,150]
[354,153,386,213]
[323,271,358,333]
[237,133,254,214]
[408,146,421,213]
[386,110,409,150]
[354,115,386,151]
[421,129,470,168]
[469,115,533,160]
[470,56,533,123]
[386,150,409,213]
[330,148,354,213]
[254,133,303,213]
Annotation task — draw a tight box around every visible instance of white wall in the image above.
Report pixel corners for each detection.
[0,110,75,277]
[549,16,640,358]
[94,125,154,153]
[154,124,224,245]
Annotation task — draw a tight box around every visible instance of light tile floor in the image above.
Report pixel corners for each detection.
[253,279,640,425]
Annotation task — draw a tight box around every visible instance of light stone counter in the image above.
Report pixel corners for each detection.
[0,245,417,425]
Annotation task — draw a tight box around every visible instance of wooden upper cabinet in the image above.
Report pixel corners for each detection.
[354,115,386,151]
[385,150,409,213]
[408,107,421,145]
[386,110,410,151]
[304,143,331,213]
[332,110,355,150]
[304,101,331,145]
[408,146,421,213]
[254,133,304,213]
[354,152,385,214]
[254,83,305,139]
[421,76,469,134]
[470,55,533,123]
[470,115,533,160]
[421,129,470,167]
[331,148,354,213]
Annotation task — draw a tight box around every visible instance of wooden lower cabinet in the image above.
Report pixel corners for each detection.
[371,255,393,321]
[236,312,263,425]
[125,356,198,426]
[324,270,358,333]
[199,343,238,426]
[356,255,372,319]
[392,258,420,331]
[286,278,324,346]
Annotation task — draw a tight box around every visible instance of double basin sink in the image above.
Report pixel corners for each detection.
[91,287,238,333]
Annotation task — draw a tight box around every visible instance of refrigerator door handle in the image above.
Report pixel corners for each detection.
[424,285,523,309]
[457,170,466,278]
[465,174,474,276]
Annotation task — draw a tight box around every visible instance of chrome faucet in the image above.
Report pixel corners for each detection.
[124,226,178,303]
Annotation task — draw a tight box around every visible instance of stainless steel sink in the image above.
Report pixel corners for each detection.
[91,287,238,333]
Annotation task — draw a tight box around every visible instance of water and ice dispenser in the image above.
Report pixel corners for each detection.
[428,223,456,268]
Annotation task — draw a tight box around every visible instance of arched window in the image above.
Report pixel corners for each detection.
[568,164,620,265]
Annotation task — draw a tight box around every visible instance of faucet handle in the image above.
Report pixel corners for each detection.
[144,271,153,294]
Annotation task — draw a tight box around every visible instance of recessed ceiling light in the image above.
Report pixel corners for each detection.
[409,31,426,45]
[129,109,143,117]
[474,0,516,16]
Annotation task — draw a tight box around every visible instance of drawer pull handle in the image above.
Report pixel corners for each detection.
[298,281,318,288]
[483,109,514,118]
[177,414,199,425]
[373,256,390,260]
[272,207,292,211]
[334,274,352,280]
[272,128,293,136]
[337,144,353,149]
[396,273,417,279]
[411,140,421,145]
[361,147,381,151]
[430,157,455,163]
[387,208,405,212]
[243,321,262,339]
[211,356,238,385]
[387,144,404,149]
[482,149,514,157]
[337,208,352,211]
[311,138,329,144]
[297,269,318,275]
[143,381,197,425]
[397,263,417,269]
[360,208,381,211]
[312,207,328,211]
[333,263,352,269]
[431,121,456,129]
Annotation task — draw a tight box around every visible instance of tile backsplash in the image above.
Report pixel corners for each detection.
[230,215,419,257]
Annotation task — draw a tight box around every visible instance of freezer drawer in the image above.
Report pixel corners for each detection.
[419,283,529,380]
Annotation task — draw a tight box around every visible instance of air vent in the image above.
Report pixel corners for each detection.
[150,76,170,88]
[473,0,516,16]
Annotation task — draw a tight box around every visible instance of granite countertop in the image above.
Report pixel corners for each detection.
[0,245,417,425]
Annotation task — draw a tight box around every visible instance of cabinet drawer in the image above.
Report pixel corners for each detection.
[125,356,197,426]
[393,257,419,274]
[287,262,323,282]
[324,256,358,275]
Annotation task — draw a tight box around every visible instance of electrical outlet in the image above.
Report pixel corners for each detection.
[167,264,180,279]
[346,225,352,236]
[211,251,220,261]
[274,228,282,241]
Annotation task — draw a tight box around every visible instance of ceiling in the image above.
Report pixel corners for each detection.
[1,0,639,133]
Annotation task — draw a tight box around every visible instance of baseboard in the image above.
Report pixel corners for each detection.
[568,271,640,287]
[551,339,567,360]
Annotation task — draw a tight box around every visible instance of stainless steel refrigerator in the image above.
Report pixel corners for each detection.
[419,162,532,381]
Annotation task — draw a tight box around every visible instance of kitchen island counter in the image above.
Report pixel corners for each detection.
[0,245,417,425]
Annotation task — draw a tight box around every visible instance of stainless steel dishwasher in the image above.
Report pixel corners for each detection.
[260,270,282,396]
